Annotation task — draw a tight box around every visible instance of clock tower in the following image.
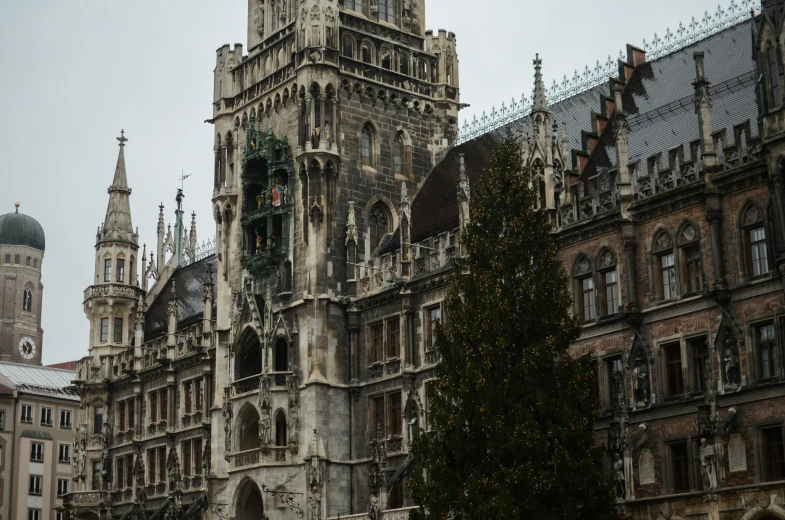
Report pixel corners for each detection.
[0,202,46,365]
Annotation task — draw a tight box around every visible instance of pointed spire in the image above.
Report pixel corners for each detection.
[98,130,136,246]
[112,130,129,189]
[532,54,549,113]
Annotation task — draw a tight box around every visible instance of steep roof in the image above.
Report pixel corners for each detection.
[145,255,217,336]
[399,18,758,246]
[98,132,137,246]
[0,362,78,401]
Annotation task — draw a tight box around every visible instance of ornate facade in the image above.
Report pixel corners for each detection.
[66,1,785,520]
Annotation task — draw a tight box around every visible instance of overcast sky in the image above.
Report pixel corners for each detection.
[0,0,737,365]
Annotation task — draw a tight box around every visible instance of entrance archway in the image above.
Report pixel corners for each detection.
[237,479,264,520]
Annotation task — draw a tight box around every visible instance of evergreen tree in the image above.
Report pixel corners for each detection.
[409,136,617,520]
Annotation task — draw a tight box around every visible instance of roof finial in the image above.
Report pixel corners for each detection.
[117,129,128,147]
[533,54,549,113]
[14,202,19,214]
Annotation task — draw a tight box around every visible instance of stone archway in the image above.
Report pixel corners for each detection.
[236,479,264,520]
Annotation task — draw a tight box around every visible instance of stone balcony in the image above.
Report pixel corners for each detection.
[327,506,418,520]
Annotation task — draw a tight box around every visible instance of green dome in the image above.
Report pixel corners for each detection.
[0,205,45,252]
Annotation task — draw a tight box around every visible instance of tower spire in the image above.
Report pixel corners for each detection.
[98,130,136,245]
[532,54,549,113]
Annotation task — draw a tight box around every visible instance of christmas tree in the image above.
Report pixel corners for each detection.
[409,136,617,520]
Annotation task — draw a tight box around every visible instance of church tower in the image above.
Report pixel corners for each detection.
[209,0,460,517]
[84,130,141,362]
[0,202,46,364]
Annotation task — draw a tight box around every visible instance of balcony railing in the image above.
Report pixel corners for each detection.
[64,490,108,507]
[327,507,418,520]
[233,374,261,395]
[233,448,261,468]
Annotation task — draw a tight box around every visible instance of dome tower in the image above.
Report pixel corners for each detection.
[0,202,46,364]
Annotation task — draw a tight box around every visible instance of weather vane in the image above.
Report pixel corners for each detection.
[179,169,192,191]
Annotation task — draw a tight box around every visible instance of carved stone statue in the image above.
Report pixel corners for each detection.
[259,376,272,410]
[612,452,626,499]
[699,437,718,490]
[223,389,233,454]
[289,405,300,445]
[310,486,322,520]
[632,355,650,406]
[202,434,212,476]
[259,411,271,446]
[723,333,740,386]
[368,493,381,520]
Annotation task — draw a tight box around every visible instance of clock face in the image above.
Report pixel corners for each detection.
[19,337,36,360]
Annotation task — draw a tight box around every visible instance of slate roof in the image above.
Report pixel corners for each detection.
[385,18,759,251]
[0,362,78,401]
[145,256,217,336]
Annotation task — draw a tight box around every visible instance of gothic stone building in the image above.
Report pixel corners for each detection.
[66,1,785,520]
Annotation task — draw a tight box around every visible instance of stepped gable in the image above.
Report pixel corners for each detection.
[144,255,217,336]
[393,18,757,249]
[601,19,758,174]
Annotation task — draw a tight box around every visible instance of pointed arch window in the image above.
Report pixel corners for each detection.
[361,125,374,166]
[597,250,619,316]
[676,223,704,295]
[32,258,38,268]
[741,204,770,279]
[653,231,677,301]
[274,338,289,373]
[23,287,33,313]
[369,202,391,253]
[275,410,287,447]
[574,256,595,322]
[25,257,30,266]
[768,44,781,108]
[393,134,403,175]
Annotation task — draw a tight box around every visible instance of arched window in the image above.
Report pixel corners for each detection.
[768,44,780,108]
[342,34,355,58]
[361,43,373,64]
[653,231,677,301]
[14,255,20,265]
[676,222,704,295]
[393,134,403,175]
[274,338,288,372]
[574,256,595,322]
[379,0,396,23]
[33,258,38,269]
[741,204,770,279]
[361,125,374,166]
[275,410,287,447]
[597,249,619,317]
[400,51,410,76]
[369,202,391,253]
[23,287,33,313]
[25,257,30,266]
[238,406,261,451]
[381,50,392,70]
[3,254,9,264]
[236,332,263,380]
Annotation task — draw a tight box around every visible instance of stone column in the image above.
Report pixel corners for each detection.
[707,207,727,292]
[623,238,639,314]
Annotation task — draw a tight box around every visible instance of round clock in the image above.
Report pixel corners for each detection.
[19,337,36,360]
